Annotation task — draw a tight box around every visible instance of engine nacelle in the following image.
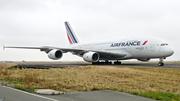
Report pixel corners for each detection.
[83,52,99,62]
[137,59,150,62]
[48,49,63,60]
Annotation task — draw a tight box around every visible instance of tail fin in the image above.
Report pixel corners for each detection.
[64,21,79,44]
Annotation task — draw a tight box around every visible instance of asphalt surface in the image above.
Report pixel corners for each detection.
[0,85,157,101]
[16,63,180,69]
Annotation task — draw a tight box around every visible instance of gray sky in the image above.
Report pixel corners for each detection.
[0,0,179,61]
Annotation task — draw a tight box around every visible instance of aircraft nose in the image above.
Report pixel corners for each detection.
[166,47,174,56]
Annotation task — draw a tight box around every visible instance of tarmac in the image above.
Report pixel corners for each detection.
[15,62,180,69]
[0,85,157,101]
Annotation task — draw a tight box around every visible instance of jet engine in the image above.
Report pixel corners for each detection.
[137,59,150,62]
[83,52,99,62]
[48,49,63,60]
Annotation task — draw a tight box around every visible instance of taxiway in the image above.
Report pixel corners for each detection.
[15,62,180,69]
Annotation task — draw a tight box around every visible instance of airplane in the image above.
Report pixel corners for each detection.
[4,21,174,66]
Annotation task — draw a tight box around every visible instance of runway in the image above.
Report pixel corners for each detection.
[15,62,180,69]
[0,85,157,101]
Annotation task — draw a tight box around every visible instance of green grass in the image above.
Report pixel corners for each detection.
[14,85,26,91]
[114,88,180,101]
[4,78,25,84]
[14,85,41,93]
[139,92,180,101]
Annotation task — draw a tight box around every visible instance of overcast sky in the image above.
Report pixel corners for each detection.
[0,0,179,62]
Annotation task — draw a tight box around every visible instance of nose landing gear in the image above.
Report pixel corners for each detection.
[158,58,164,66]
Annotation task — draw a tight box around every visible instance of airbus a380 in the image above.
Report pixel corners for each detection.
[4,21,174,66]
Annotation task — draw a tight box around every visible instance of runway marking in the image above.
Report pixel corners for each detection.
[0,85,59,101]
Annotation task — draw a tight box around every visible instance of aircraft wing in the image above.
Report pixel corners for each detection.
[4,46,127,59]
[3,46,84,53]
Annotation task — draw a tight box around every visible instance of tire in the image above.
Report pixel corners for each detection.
[158,63,164,66]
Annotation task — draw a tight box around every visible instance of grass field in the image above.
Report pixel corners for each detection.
[0,62,180,101]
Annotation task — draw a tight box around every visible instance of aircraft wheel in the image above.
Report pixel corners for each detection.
[158,62,164,66]
[114,61,121,65]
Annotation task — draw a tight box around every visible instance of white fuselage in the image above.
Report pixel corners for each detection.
[69,36,174,61]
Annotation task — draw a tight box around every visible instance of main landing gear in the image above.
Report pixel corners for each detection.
[158,58,164,66]
[92,60,112,65]
[92,60,121,65]
[114,60,121,65]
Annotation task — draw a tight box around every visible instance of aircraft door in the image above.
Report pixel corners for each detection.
[150,44,155,51]
[100,47,104,51]
[127,46,131,52]
[159,45,165,52]
[90,43,93,49]
[78,45,82,49]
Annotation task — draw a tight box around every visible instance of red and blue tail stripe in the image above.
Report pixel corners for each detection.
[67,33,72,44]
[65,22,79,44]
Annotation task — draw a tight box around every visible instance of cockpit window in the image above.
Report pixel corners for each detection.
[161,43,168,46]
